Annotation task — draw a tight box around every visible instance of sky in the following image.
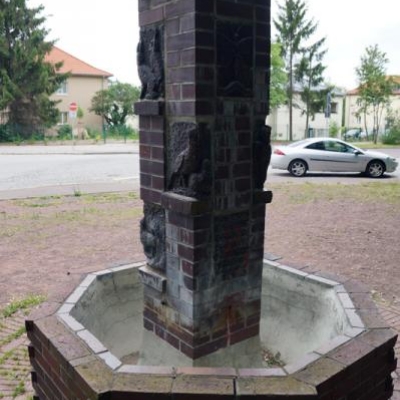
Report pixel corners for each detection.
[27,0,400,90]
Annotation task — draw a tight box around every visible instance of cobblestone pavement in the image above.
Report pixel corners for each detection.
[0,297,398,399]
[0,311,33,399]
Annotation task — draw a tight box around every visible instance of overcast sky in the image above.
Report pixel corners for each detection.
[27,0,400,90]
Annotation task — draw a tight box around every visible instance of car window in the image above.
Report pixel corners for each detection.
[342,143,356,153]
[306,141,325,151]
[324,140,351,153]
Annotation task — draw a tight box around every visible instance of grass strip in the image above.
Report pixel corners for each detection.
[1,294,46,318]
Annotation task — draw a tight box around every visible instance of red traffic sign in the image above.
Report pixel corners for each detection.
[69,102,78,112]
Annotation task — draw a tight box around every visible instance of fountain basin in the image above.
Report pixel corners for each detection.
[26,260,397,399]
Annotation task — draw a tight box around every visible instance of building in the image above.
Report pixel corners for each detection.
[270,87,346,141]
[46,46,113,133]
[344,75,400,135]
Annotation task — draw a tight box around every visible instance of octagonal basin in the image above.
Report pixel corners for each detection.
[59,260,359,369]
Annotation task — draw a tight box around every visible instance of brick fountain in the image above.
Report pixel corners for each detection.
[26,1,397,399]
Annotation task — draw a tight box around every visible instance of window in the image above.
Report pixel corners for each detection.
[331,102,338,114]
[324,140,351,153]
[58,112,68,125]
[306,141,325,151]
[56,81,68,95]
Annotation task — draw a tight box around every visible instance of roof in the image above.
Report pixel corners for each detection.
[46,46,113,78]
[347,75,400,95]
[292,82,346,97]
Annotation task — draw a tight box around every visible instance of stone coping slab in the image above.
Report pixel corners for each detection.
[25,261,398,399]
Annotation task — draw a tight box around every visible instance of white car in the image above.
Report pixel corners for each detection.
[271,138,398,178]
[343,129,367,141]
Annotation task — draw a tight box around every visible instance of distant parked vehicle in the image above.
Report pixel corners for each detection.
[271,137,398,178]
[343,128,367,141]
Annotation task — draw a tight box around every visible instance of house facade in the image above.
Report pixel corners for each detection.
[270,89,345,141]
[344,76,400,135]
[46,46,113,133]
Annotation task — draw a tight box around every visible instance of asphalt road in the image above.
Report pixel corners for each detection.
[0,146,399,199]
[0,153,140,199]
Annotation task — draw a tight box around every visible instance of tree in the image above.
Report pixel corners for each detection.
[0,0,68,136]
[355,44,394,144]
[77,106,84,121]
[274,0,319,141]
[294,37,328,137]
[270,42,288,109]
[90,82,140,127]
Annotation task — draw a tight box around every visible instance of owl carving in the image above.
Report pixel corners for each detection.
[137,26,164,100]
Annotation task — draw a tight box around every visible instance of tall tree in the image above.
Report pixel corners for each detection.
[0,0,68,136]
[90,82,140,127]
[294,37,327,137]
[270,42,288,109]
[274,0,318,141]
[355,44,394,144]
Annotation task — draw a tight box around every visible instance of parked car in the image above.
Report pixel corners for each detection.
[343,128,367,141]
[271,138,398,178]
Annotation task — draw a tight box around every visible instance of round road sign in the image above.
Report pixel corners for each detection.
[69,102,78,112]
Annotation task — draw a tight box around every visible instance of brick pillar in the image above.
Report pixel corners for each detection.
[136,0,271,360]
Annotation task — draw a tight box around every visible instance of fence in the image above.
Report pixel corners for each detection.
[0,122,139,144]
[0,123,46,143]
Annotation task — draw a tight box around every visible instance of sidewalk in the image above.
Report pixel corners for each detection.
[0,142,139,155]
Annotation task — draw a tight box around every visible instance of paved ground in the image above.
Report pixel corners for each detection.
[0,311,33,399]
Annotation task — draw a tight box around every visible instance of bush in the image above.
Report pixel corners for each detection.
[0,123,45,143]
[381,127,400,145]
[329,121,339,138]
[85,127,101,139]
[57,124,72,139]
[0,124,17,142]
[382,109,400,145]
[106,125,138,141]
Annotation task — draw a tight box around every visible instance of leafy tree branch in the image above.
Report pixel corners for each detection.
[90,82,140,127]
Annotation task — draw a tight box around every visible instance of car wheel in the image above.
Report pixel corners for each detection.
[366,160,385,178]
[288,159,308,177]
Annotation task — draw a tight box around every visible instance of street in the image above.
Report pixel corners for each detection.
[0,146,399,199]
[0,152,140,199]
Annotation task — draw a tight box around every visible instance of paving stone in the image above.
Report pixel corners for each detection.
[294,357,346,392]
[113,373,173,395]
[75,358,114,394]
[172,375,234,399]
[236,376,317,397]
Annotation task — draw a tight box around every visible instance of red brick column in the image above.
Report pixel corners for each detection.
[136,0,272,359]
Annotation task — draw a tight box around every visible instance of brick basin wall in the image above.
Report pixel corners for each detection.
[26,262,398,400]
